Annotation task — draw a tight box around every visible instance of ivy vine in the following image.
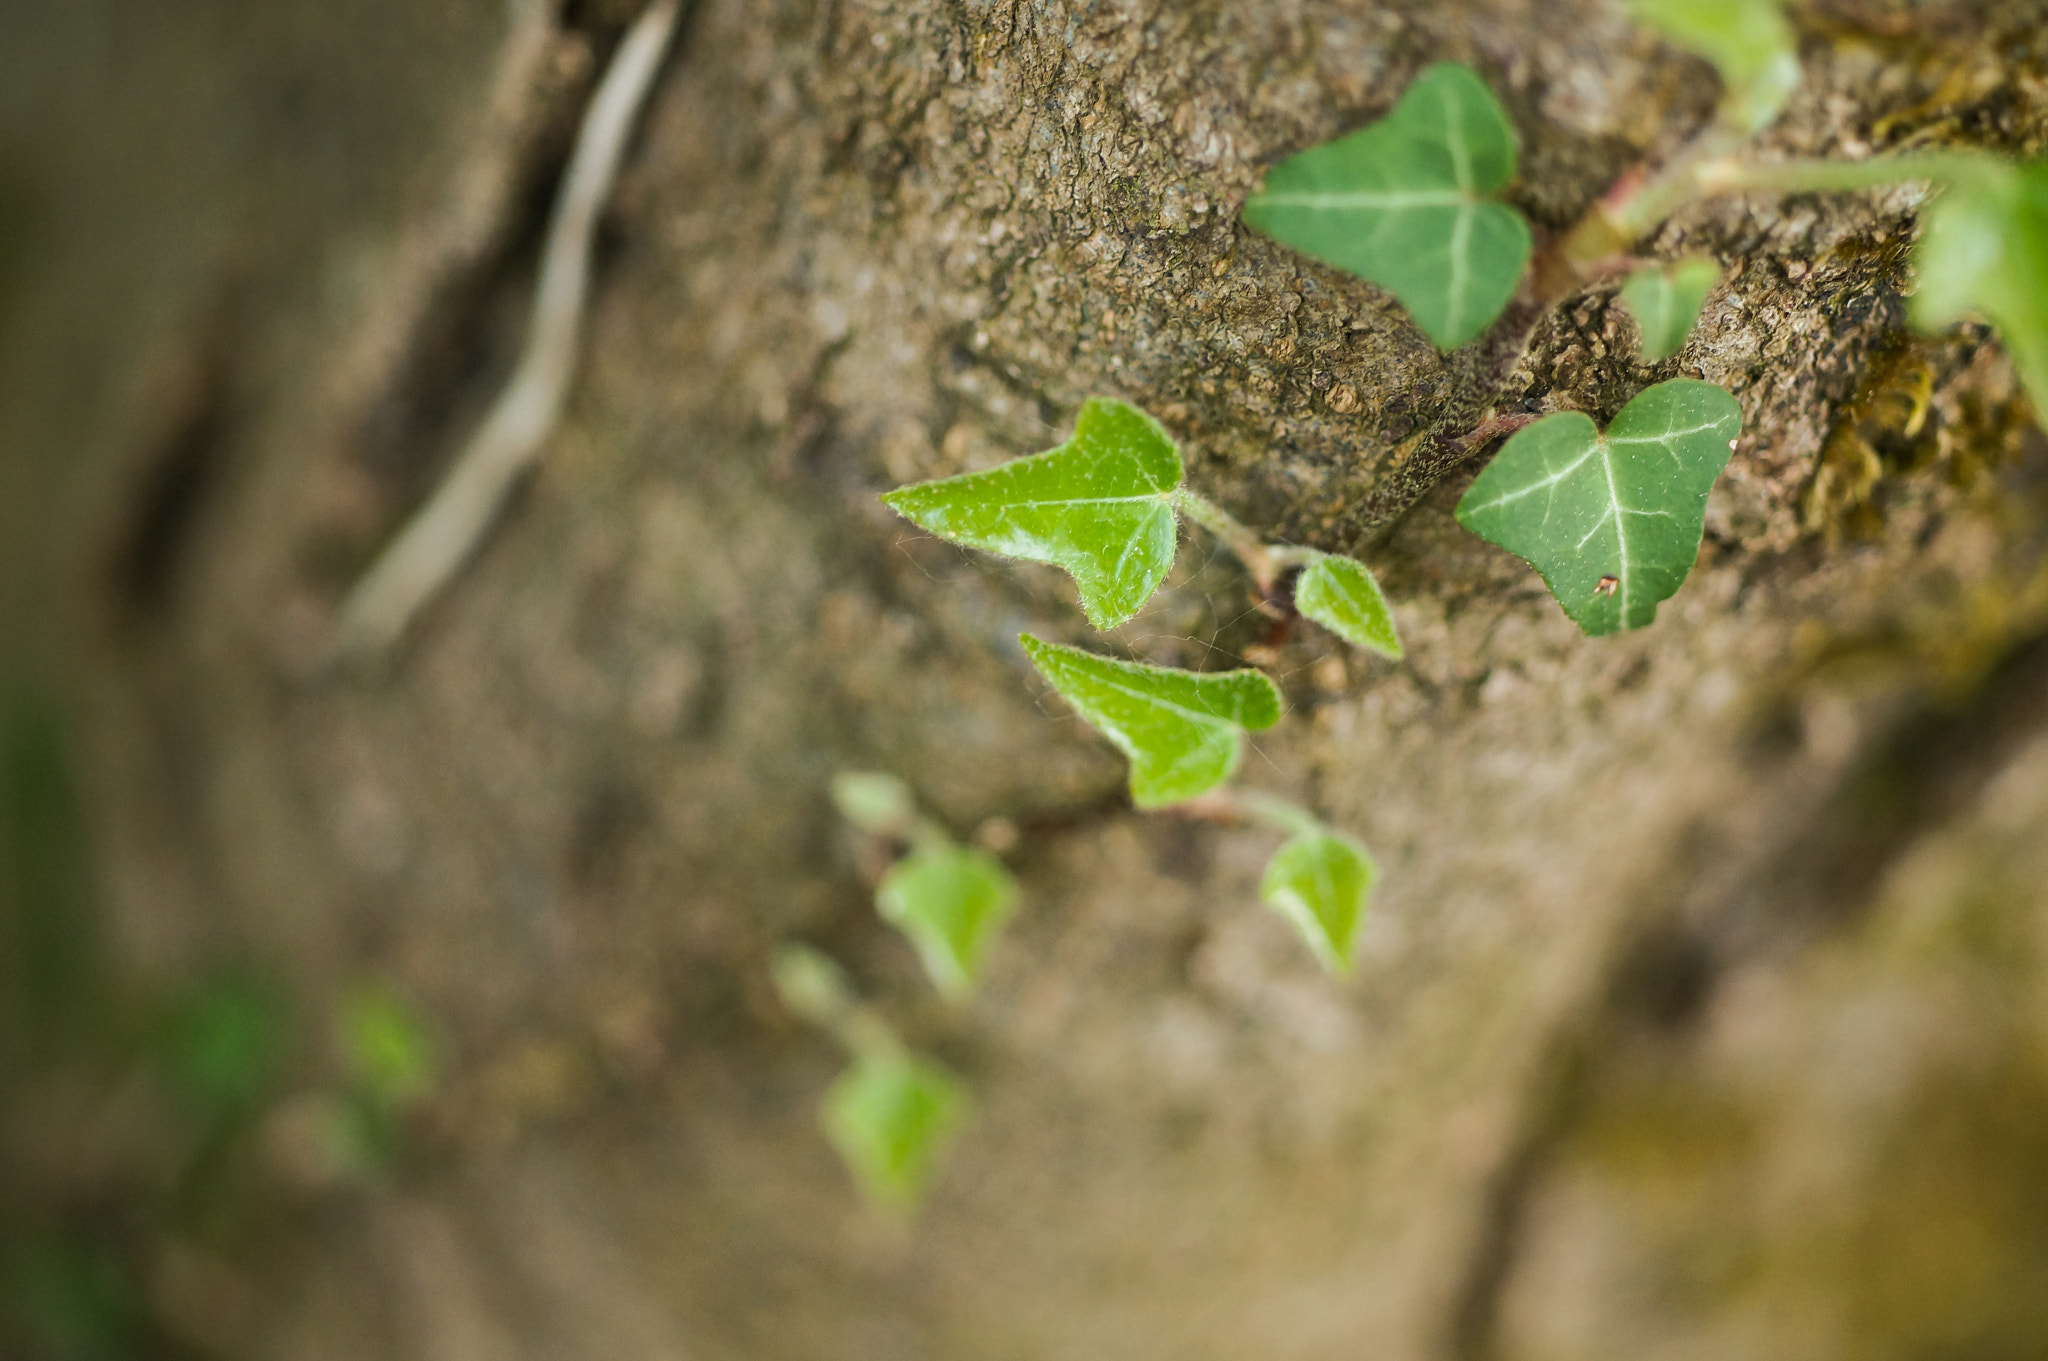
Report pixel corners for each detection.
[790,0,2048,1212]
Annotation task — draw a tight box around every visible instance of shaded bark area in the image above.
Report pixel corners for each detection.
[7,1,2048,1358]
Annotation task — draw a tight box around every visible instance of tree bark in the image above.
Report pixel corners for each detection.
[7,1,2048,1358]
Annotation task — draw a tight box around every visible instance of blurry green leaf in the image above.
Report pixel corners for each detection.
[1020,636,1282,808]
[337,983,437,1114]
[1261,831,1376,973]
[1620,257,1720,361]
[1243,62,1531,347]
[881,398,1184,627]
[772,942,856,1027]
[1628,0,1800,132]
[830,771,918,838]
[1455,380,1741,635]
[822,1051,966,1212]
[163,976,284,1124]
[1292,553,1402,659]
[877,842,1018,999]
[1912,159,2048,414]
[5,1237,136,1361]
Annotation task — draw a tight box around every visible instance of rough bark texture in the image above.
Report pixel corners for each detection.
[7,1,2048,1358]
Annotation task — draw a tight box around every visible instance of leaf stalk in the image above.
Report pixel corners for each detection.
[1170,787,1327,839]
[1172,489,1278,591]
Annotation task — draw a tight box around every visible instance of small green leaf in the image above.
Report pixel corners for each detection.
[830,771,918,837]
[1293,553,1402,659]
[1020,636,1281,808]
[1261,831,1376,973]
[1455,379,1742,635]
[1912,159,2048,415]
[823,1050,966,1212]
[876,841,1018,999]
[1620,257,1720,361]
[881,397,1183,627]
[161,976,284,1123]
[772,942,856,1027]
[1243,62,1531,348]
[337,983,438,1113]
[1628,0,1800,133]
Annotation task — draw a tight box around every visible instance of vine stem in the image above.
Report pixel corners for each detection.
[771,945,905,1061]
[1560,148,2000,279]
[1172,489,1319,596]
[331,0,683,662]
[1168,787,1326,839]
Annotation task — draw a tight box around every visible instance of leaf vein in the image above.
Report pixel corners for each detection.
[1052,668,1242,732]
[1458,443,1601,513]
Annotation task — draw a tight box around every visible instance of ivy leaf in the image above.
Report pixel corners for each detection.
[1243,62,1531,348]
[337,982,439,1114]
[771,943,855,1029]
[1261,831,1377,973]
[1292,553,1402,659]
[1455,379,1741,636]
[1020,635,1282,808]
[1620,257,1721,361]
[1628,0,1800,133]
[823,1050,966,1212]
[876,841,1018,999]
[881,397,1183,627]
[830,771,918,838]
[1912,159,2048,415]
[161,976,284,1124]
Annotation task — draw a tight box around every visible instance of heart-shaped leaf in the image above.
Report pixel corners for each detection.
[1261,831,1377,973]
[1243,62,1532,348]
[1629,0,1800,133]
[1912,159,2048,415]
[1455,379,1742,635]
[1292,553,1402,659]
[1620,257,1721,361]
[881,397,1183,627]
[876,841,1018,999]
[1020,636,1281,808]
[823,1050,966,1213]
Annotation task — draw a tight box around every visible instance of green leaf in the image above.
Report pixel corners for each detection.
[881,397,1183,627]
[876,841,1018,999]
[1628,0,1800,133]
[772,942,856,1027]
[1620,257,1721,361]
[823,1050,966,1212]
[1293,553,1402,659]
[337,983,438,1113]
[1455,379,1742,635]
[1243,62,1532,348]
[161,976,284,1123]
[1261,831,1376,973]
[1020,635,1282,809]
[1912,160,2048,416]
[830,771,917,837]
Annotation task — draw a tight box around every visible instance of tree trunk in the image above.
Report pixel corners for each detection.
[7,1,2048,1358]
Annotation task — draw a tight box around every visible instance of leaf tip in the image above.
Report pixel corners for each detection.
[1240,672,1286,731]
